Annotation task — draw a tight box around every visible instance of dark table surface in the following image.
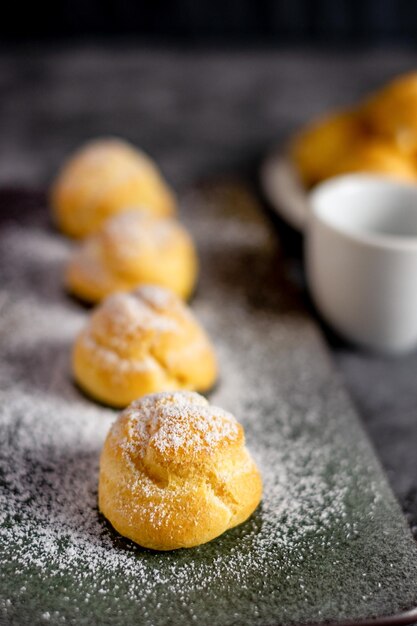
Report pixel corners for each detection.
[1,42,416,535]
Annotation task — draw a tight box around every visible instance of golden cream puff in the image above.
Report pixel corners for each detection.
[72,286,217,407]
[66,211,197,303]
[99,391,262,550]
[330,138,417,182]
[362,73,417,154]
[51,138,176,238]
[290,110,364,187]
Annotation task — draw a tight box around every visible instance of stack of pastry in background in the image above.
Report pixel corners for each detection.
[291,72,417,188]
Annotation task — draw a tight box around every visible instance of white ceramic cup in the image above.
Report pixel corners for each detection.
[306,174,417,354]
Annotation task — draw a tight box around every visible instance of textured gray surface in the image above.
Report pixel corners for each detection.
[1,185,417,626]
[0,44,416,537]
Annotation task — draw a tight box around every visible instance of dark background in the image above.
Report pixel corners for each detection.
[3,0,417,45]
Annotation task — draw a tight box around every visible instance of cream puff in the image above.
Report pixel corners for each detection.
[290,110,364,187]
[51,138,176,238]
[98,391,262,550]
[66,211,197,302]
[362,72,417,155]
[330,138,417,182]
[72,286,217,407]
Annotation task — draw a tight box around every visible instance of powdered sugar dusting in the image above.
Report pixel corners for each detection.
[101,210,177,260]
[76,289,180,378]
[1,186,417,625]
[138,284,177,310]
[94,289,179,337]
[119,391,240,459]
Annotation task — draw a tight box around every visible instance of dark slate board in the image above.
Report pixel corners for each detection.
[0,186,417,626]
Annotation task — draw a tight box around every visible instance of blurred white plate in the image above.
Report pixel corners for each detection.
[260,149,309,232]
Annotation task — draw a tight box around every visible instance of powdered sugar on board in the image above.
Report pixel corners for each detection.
[1,184,417,626]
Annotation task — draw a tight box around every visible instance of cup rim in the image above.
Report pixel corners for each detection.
[308,174,417,251]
